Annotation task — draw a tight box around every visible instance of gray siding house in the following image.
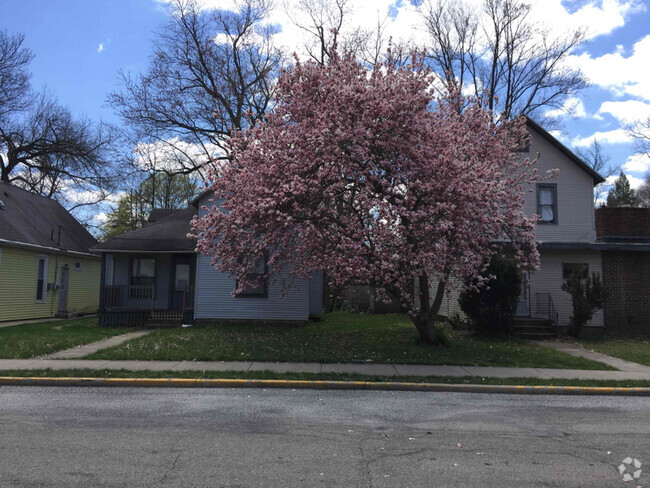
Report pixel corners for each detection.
[438,117,607,334]
[92,192,322,327]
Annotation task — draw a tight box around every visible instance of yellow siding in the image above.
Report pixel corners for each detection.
[0,245,100,322]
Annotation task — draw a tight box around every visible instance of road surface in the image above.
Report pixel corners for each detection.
[0,386,648,487]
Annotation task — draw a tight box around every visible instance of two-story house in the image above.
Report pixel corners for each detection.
[438,117,606,336]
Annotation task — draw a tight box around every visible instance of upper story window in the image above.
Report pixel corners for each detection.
[537,184,557,224]
[36,256,48,302]
[74,261,82,271]
[235,255,268,297]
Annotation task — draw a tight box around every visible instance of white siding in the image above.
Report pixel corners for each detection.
[524,129,597,243]
[529,250,603,328]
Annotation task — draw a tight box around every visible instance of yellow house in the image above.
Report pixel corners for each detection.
[0,182,100,322]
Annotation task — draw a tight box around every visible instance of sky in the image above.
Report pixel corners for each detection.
[1,0,650,223]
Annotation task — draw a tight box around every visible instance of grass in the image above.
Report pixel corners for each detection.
[0,368,647,388]
[576,338,650,367]
[87,312,611,370]
[0,317,132,359]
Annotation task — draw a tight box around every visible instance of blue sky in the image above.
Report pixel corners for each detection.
[2,0,650,211]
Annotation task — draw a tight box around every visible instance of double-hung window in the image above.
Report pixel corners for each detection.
[235,255,268,297]
[36,256,48,302]
[130,257,155,299]
[562,263,588,281]
[537,184,557,224]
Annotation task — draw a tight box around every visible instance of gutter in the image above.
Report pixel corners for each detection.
[0,376,648,396]
[0,238,101,260]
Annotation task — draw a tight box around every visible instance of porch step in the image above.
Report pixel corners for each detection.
[515,332,558,340]
[145,318,183,328]
[513,318,556,340]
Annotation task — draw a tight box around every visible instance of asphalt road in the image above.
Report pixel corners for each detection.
[0,387,648,487]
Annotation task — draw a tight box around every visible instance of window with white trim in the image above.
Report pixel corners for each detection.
[74,261,82,271]
[36,256,48,302]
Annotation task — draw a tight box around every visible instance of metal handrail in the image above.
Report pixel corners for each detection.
[535,293,558,328]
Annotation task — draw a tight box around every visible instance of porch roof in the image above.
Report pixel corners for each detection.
[92,206,198,253]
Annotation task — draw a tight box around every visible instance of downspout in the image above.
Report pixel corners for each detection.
[49,225,62,317]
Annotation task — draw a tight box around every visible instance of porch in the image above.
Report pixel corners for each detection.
[98,252,197,328]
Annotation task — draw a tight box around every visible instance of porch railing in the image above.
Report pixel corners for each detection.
[102,285,155,311]
[101,285,194,312]
[534,293,559,328]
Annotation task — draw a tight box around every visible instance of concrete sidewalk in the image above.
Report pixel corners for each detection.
[534,341,650,373]
[1,358,650,380]
[43,331,154,359]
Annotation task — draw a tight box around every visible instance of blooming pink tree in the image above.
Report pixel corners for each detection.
[192,51,545,344]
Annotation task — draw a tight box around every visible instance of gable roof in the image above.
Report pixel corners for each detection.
[91,206,198,253]
[525,116,606,185]
[0,182,98,256]
[147,208,179,223]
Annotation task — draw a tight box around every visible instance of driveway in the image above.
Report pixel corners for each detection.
[0,387,648,487]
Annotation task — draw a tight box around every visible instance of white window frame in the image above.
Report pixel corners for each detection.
[36,255,48,303]
[74,261,82,271]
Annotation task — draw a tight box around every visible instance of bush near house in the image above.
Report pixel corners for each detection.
[459,255,521,336]
[562,267,605,338]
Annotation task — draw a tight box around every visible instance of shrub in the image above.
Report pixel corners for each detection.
[561,268,605,338]
[459,255,522,336]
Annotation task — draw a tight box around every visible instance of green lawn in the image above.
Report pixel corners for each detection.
[0,317,132,359]
[87,312,610,369]
[577,339,650,367]
[0,369,646,388]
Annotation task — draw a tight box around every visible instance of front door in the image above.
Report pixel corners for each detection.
[514,271,529,317]
[170,256,193,310]
[58,266,69,312]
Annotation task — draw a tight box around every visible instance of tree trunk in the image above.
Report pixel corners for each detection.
[410,275,446,345]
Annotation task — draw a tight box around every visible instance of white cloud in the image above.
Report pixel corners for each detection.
[133,138,223,173]
[97,43,104,53]
[156,0,645,64]
[567,35,650,102]
[532,0,645,40]
[622,153,650,173]
[545,96,588,119]
[605,173,644,189]
[572,128,632,147]
[598,99,650,124]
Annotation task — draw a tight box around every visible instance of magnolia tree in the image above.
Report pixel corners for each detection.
[192,51,546,344]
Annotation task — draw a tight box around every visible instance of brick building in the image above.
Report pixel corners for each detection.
[596,207,650,336]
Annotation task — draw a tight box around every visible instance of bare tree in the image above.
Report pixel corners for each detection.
[576,139,618,206]
[283,0,350,65]
[419,0,587,123]
[629,117,650,156]
[110,0,282,178]
[0,31,118,221]
[636,172,650,208]
[0,30,33,118]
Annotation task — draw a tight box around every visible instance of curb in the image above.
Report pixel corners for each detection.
[0,376,649,396]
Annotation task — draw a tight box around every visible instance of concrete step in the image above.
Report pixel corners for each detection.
[513,325,556,334]
[516,332,557,340]
[146,321,182,328]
